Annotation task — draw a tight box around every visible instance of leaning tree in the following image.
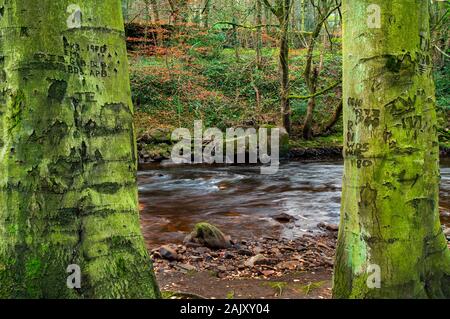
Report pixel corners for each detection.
[0,0,160,298]
[333,0,450,298]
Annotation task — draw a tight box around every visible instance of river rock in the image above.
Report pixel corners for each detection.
[139,128,172,144]
[223,252,235,259]
[237,248,253,256]
[175,263,197,272]
[272,213,297,223]
[186,222,232,249]
[244,254,269,268]
[260,125,290,157]
[159,245,179,261]
[276,260,298,270]
[440,211,450,218]
[261,270,275,277]
[217,265,227,272]
[253,246,264,254]
[271,247,283,257]
[318,222,339,232]
[444,228,450,240]
[193,246,211,255]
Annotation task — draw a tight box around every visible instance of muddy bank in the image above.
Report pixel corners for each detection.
[157,269,333,299]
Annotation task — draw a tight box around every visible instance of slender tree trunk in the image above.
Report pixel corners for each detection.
[300,0,305,31]
[151,0,160,23]
[321,100,343,133]
[255,0,263,69]
[151,0,163,46]
[279,0,291,133]
[0,0,160,298]
[304,0,314,31]
[302,97,316,138]
[302,7,325,139]
[168,0,178,25]
[202,0,211,28]
[232,15,241,62]
[264,5,272,34]
[144,0,150,45]
[333,0,450,298]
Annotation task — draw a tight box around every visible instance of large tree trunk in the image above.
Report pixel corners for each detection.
[0,0,160,298]
[333,0,450,298]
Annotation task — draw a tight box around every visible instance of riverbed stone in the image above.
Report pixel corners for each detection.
[318,222,339,232]
[272,213,297,223]
[217,265,227,272]
[159,245,180,261]
[444,228,450,240]
[175,263,197,272]
[237,248,253,256]
[244,254,269,267]
[276,260,298,270]
[186,222,232,249]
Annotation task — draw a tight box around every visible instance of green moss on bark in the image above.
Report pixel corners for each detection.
[333,0,450,299]
[0,0,159,298]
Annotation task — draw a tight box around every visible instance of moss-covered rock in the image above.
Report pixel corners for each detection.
[138,128,173,144]
[185,222,232,249]
[260,125,290,157]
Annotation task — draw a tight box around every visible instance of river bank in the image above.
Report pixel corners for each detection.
[136,128,450,164]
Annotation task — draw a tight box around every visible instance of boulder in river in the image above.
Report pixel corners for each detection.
[272,213,297,223]
[185,222,232,249]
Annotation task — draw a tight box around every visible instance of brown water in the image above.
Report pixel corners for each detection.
[139,160,450,248]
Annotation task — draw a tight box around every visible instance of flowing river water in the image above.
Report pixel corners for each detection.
[138,159,450,248]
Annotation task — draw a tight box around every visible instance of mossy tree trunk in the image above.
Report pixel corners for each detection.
[333,0,450,298]
[202,0,211,29]
[263,0,292,133]
[279,0,291,134]
[0,0,160,298]
[255,0,263,70]
[151,0,160,24]
[302,2,339,140]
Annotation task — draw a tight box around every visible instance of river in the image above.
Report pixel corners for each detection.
[138,159,450,248]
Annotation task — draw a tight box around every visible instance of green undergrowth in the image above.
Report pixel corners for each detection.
[129,29,448,150]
